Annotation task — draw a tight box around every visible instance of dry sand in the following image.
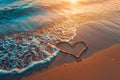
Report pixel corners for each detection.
[23,44,120,80]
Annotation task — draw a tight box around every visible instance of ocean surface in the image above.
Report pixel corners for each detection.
[0,0,119,36]
[0,0,120,79]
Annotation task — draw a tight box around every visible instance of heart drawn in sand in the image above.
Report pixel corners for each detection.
[56,41,88,62]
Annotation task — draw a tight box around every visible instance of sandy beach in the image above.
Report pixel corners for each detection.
[16,0,120,79]
[0,0,120,80]
[23,44,120,80]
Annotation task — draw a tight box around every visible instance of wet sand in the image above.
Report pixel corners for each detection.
[23,44,120,80]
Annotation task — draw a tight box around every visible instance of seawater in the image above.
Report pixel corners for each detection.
[0,0,45,36]
[0,0,62,74]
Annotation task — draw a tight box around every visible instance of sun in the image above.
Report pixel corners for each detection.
[71,0,77,3]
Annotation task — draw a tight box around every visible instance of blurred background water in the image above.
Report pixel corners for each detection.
[0,0,120,37]
[0,0,46,36]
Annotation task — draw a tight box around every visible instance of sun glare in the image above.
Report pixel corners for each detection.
[71,0,77,3]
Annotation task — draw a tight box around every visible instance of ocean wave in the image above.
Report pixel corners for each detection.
[0,33,59,74]
[0,0,118,37]
[0,0,45,36]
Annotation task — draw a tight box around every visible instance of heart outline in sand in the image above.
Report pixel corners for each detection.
[56,41,88,62]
